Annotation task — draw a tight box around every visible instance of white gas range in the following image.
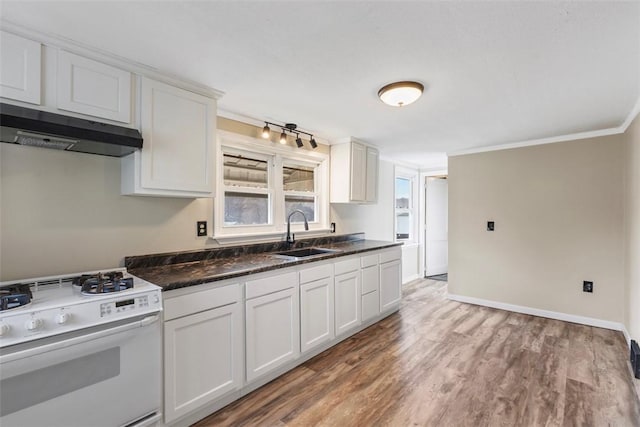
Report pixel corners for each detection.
[0,268,163,427]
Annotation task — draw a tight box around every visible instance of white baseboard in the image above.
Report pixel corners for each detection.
[622,326,631,347]
[402,273,421,285]
[447,293,626,335]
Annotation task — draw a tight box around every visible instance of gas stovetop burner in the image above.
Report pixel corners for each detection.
[0,284,33,311]
[72,272,134,295]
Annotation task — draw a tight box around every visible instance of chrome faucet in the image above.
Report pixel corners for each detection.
[286,209,309,245]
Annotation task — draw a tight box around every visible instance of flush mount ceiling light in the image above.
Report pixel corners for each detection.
[262,121,318,149]
[378,81,424,107]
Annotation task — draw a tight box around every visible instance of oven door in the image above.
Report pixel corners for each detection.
[0,313,161,427]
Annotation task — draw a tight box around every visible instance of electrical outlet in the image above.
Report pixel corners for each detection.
[487,221,495,231]
[197,221,207,237]
[330,222,336,233]
[583,281,593,293]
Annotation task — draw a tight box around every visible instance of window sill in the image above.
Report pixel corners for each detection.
[210,228,333,246]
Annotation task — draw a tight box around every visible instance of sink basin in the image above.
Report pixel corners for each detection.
[273,247,341,260]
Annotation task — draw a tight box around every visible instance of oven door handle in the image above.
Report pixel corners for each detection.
[0,314,160,364]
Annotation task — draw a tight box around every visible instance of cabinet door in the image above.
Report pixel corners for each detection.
[164,303,242,424]
[139,77,215,194]
[246,287,300,383]
[349,142,367,202]
[57,51,132,123]
[362,290,380,322]
[300,277,335,353]
[380,260,402,312]
[0,31,41,104]
[365,146,379,202]
[335,270,361,336]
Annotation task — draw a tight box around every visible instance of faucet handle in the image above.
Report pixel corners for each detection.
[291,233,295,244]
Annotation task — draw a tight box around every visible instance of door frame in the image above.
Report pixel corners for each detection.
[419,169,448,278]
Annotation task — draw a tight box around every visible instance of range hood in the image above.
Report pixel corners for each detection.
[0,103,143,157]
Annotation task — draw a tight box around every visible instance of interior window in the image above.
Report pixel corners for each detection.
[283,162,316,222]
[395,177,411,240]
[222,152,272,226]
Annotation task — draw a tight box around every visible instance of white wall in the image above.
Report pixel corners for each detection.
[449,134,626,323]
[330,159,395,240]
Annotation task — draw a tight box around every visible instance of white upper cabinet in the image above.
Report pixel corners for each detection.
[121,77,216,197]
[330,138,379,203]
[365,146,379,202]
[0,31,41,105]
[56,51,132,123]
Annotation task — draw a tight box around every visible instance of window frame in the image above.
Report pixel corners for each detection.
[214,130,329,241]
[394,167,419,243]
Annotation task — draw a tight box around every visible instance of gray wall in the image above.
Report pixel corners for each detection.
[448,134,626,323]
[0,117,326,280]
[624,113,640,340]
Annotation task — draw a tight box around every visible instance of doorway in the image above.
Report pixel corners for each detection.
[424,176,448,280]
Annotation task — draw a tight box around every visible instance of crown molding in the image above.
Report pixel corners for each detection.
[449,96,640,157]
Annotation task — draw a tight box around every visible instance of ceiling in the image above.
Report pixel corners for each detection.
[2,1,639,168]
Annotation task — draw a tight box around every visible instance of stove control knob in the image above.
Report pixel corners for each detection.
[153,295,160,304]
[0,323,10,337]
[56,313,70,325]
[26,319,42,331]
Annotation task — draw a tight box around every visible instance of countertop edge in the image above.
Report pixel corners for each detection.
[130,241,402,292]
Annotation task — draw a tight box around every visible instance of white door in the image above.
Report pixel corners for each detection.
[334,270,361,336]
[56,51,132,123]
[365,146,379,202]
[425,177,448,276]
[380,260,402,312]
[0,31,41,104]
[246,287,300,383]
[164,304,242,424]
[139,77,216,194]
[300,277,335,353]
[350,142,367,201]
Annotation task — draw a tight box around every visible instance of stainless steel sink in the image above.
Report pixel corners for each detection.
[272,247,341,260]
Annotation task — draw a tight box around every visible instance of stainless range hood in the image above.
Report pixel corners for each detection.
[0,103,143,157]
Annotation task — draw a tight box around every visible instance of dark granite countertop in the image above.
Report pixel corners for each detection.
[126,236,401,291]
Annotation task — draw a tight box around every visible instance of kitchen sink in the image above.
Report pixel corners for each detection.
[273,247,341,260]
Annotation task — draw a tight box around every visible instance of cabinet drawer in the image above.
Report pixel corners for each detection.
[164,283,240,321]
[246,271,297,299]
[300,263,332,284]
[361,253,378,268]
[334,257,360,276]
[380,248,402,264]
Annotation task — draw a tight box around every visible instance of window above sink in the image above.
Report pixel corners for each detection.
[214,130,330,241]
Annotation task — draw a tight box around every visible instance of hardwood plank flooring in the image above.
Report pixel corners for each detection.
[193,279,640,427]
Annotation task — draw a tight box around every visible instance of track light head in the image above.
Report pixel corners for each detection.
[295,136,304,148]
[279,130,287,145]
[262,124,270,139]
[310,137,318,149]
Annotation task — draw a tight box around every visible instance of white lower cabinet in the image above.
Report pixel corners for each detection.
[246,285,300,382]
[164,301,242,424]
[380,259,402,313]
[300,277,335,353]
[334,269,361,336]
[161,247,402,425]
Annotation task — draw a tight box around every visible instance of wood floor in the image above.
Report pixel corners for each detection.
[193,279,640,427]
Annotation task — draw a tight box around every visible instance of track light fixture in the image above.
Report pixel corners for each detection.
[262,124,270,138]
[261,121,318,149]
